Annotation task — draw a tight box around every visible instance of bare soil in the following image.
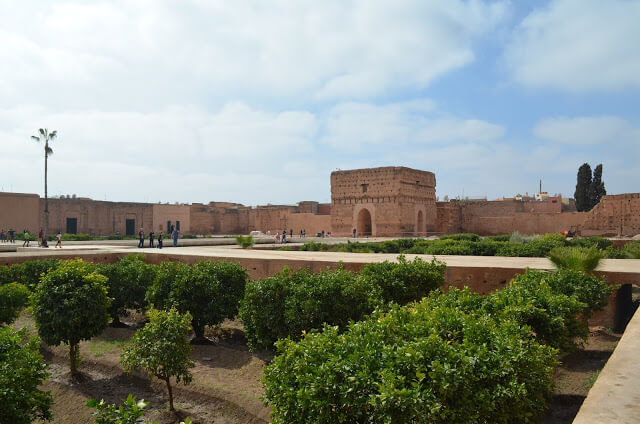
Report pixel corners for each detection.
[13,312,620,424]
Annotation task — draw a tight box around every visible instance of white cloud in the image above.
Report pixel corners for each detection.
[0,0,508,107]
[505,0,640,92]
[533,116,640,145]
[320,100,505,151]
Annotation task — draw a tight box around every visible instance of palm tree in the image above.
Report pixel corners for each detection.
[31,128,57,239]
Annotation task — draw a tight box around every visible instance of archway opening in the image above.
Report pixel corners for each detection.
[357,208,372,237]
[417,210,424,236]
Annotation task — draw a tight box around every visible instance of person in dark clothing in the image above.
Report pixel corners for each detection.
[8,228,15,243]
[149,230,155,248]
[157,233,163,249]
[138,229,144,248]
[281,229,287,244]
[289,228,293,238]
[353,228,357,238]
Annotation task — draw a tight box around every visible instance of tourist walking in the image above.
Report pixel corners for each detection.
[149,230,155,248]
[138,228,144,248]
[275,232,280,244]
[38,229,43,246]
[157,233,163,249]
[353,228,357,238]
[281,229,287,244]
[289,228,293,238]
[172,228,179,247]
[0,229,5,243]
[8,228,15,243]
[55,231,62,248]
[22,229,30,247]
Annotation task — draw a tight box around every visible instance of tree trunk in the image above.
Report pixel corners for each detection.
[69,342,79,375]
[165,377,174,411]
[44,144,49,238]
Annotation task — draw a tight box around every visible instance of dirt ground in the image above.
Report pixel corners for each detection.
[538,327,621,424]
[13,312,620,424]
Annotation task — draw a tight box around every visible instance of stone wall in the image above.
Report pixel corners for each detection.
[0,193,40,233]
[43,197,154,235]
[581,193,640,236]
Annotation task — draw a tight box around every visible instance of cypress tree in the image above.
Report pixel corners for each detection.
[574,163,592,212]
[589,164,606,208]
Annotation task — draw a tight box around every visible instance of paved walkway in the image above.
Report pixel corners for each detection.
[4,243,640,276]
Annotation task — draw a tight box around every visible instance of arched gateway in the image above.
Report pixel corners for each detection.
[357,208,372,236]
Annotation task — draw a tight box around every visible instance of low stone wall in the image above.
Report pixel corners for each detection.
[572,307,640,423]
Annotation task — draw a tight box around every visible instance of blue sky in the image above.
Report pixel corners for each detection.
[1,0,638,205]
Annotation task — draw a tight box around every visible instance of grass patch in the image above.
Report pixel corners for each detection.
[87,339,126,357]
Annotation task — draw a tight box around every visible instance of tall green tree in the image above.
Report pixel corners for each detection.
[589,164,606,208]
[30,128,57,238]
[574,163,592,212]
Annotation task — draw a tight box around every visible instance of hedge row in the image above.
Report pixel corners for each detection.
[296,233,619,257]
[239,256,446,351]
[263,268,613,423]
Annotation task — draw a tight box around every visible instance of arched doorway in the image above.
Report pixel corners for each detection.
[357,208,372,236]
[417,210,424,236]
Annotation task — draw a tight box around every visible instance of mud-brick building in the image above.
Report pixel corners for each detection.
[331,167,437,237]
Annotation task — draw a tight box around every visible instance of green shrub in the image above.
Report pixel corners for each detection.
[240,257,445,351]
[61,233,94,241]
[87,394,147,424]
[439,233,481,242]
[146,260,247,341]
[239,266,371,351]
[0,327,53,424]
[567,236,612,250]
[487,234,511,242]
[32,259,111,375]
[99,255,157,325]
[235,235,254,249]
[12,259,59,290]
[264,299,557,424]
[0,283,30,325]
[548,246,603,273]
[122,308,194,411]
[181,234,197,239]
[0,266,18,286]
[357,255,445,305]
[605,241,640,259]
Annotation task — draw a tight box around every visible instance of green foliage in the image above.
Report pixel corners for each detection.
[121,308,194,411]
[264,298,557,424]
[439,233,481,241]
[87,394,147,424]
[0,266,18,286]
[589,164,606,208]
[181,234,197,239]
[235,235,254,249]
[504,269,613,351]
[0,327,52,424]
[239,266,371,351]
[575,163,592,212]
[8,259,60,290]
[239,257,445,351]
[0,282,30,324]
[567,236,612,250]
[61,233,94,241]
[548,246,603,273]
[99,255,157,324]
[146,260,247,340]
[32,259,111,374]
[605,241,640,259]
[357,255,445,305]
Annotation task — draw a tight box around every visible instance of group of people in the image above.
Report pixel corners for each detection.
[137,227,180,249]
[0,229,16,243]
[1,228,62,248]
